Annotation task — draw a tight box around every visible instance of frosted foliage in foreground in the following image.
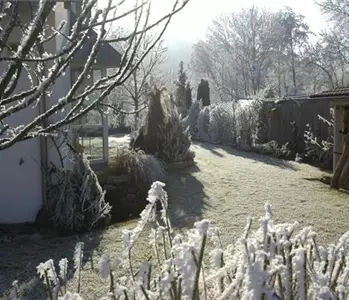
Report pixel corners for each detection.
[12,182,349,299]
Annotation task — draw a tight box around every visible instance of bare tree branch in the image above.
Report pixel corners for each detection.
[0,0,189,151]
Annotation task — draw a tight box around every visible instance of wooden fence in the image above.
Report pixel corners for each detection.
[261,97,332,153]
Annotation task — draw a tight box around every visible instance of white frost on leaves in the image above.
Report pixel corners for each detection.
[9,280,19,300]
[36,259,58,285]
[160,271,175,296]
[99,254,111,279]
[58,292,82,300]
[137,261,150,287]
[147,181,166,204]
[58,258,68,281]
[194,219,210,235]
[122,229,134,250]
[292,247,307,299]
[73,242,84,276]
[122,182,168,250]
[210,248,224,268]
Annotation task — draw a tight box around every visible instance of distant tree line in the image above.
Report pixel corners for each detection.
[190,1,349,100]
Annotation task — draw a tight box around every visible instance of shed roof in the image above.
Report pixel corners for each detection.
[70,12,122,69]
[310,86,349,98]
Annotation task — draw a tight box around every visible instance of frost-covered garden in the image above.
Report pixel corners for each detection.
[3,0,349,298]
[3,142,349,299]
[4,176,349,300]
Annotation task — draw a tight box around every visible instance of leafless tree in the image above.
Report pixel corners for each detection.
[0,0,189,151]
[106,32,167,129]
[192,7,280,99]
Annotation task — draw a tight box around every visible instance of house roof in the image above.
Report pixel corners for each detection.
[70,12,122,69]
[310,86,349,98]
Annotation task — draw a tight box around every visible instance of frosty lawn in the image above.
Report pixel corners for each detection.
[1,141,349,299]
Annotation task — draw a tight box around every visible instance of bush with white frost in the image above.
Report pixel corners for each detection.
[197,105,211,142]
[303,111,333,168]
[108,147,166,187]
[131,89,193,163]
[158,107,194,163]
[186,100,260,147]
[209,102,237,145]
[185,100,201,138]
[42,152,111,234]
[10,182,349,299]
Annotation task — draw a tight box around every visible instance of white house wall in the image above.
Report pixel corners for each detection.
[0,4,42,223]
[0,3,72,223]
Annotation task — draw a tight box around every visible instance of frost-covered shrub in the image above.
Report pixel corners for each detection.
[209,102,237,145]
[132,88,194,163]
[197,105,211,141]
[42,153,111,234]
[158,108,194,162]
[252,140,292,158]
[236,100,261,146]
[131,88,166,154]
[185,100,261,147]
[207,101,260,146]
[303,111,333,168]
[185,100,201,137]
[108,147,166,187]
[18,182,349,300]
[254,100,271,144]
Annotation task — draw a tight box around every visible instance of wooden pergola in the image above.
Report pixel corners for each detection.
[69,12,122,172]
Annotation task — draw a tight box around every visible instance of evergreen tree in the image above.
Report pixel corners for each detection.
[174,61,188,108]
[184,82,192,109]
[197,79,210,106]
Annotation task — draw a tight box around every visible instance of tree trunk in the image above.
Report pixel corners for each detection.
[277,61,282,98]
[134,98,139,129]
[290,36,297,95]
[133,72,139,130]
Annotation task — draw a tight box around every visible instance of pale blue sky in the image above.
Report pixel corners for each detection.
[99,0,327,43]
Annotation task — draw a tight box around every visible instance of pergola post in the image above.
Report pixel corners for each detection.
[102,113,108,163]
[101,68,108,165]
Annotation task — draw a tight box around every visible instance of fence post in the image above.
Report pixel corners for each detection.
[333,104,343,172]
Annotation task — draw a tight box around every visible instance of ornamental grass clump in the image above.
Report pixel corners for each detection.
[42,152,111,234]
[10,183,349,299]
[108,147,166,187]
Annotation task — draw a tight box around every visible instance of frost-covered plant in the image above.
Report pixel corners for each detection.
[158,108,194,162]
[185,100,201,137]
[235,101,261,147]
[108,147,166,187]
[131,89,194,163]
[209,102,237,145]
[304,110,334,167]
[197,105,211,142]
[44,153,111,234]
[252,140,291,158]
[12,182,349,299]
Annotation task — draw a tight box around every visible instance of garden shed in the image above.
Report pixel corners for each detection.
[310,87,349,172]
